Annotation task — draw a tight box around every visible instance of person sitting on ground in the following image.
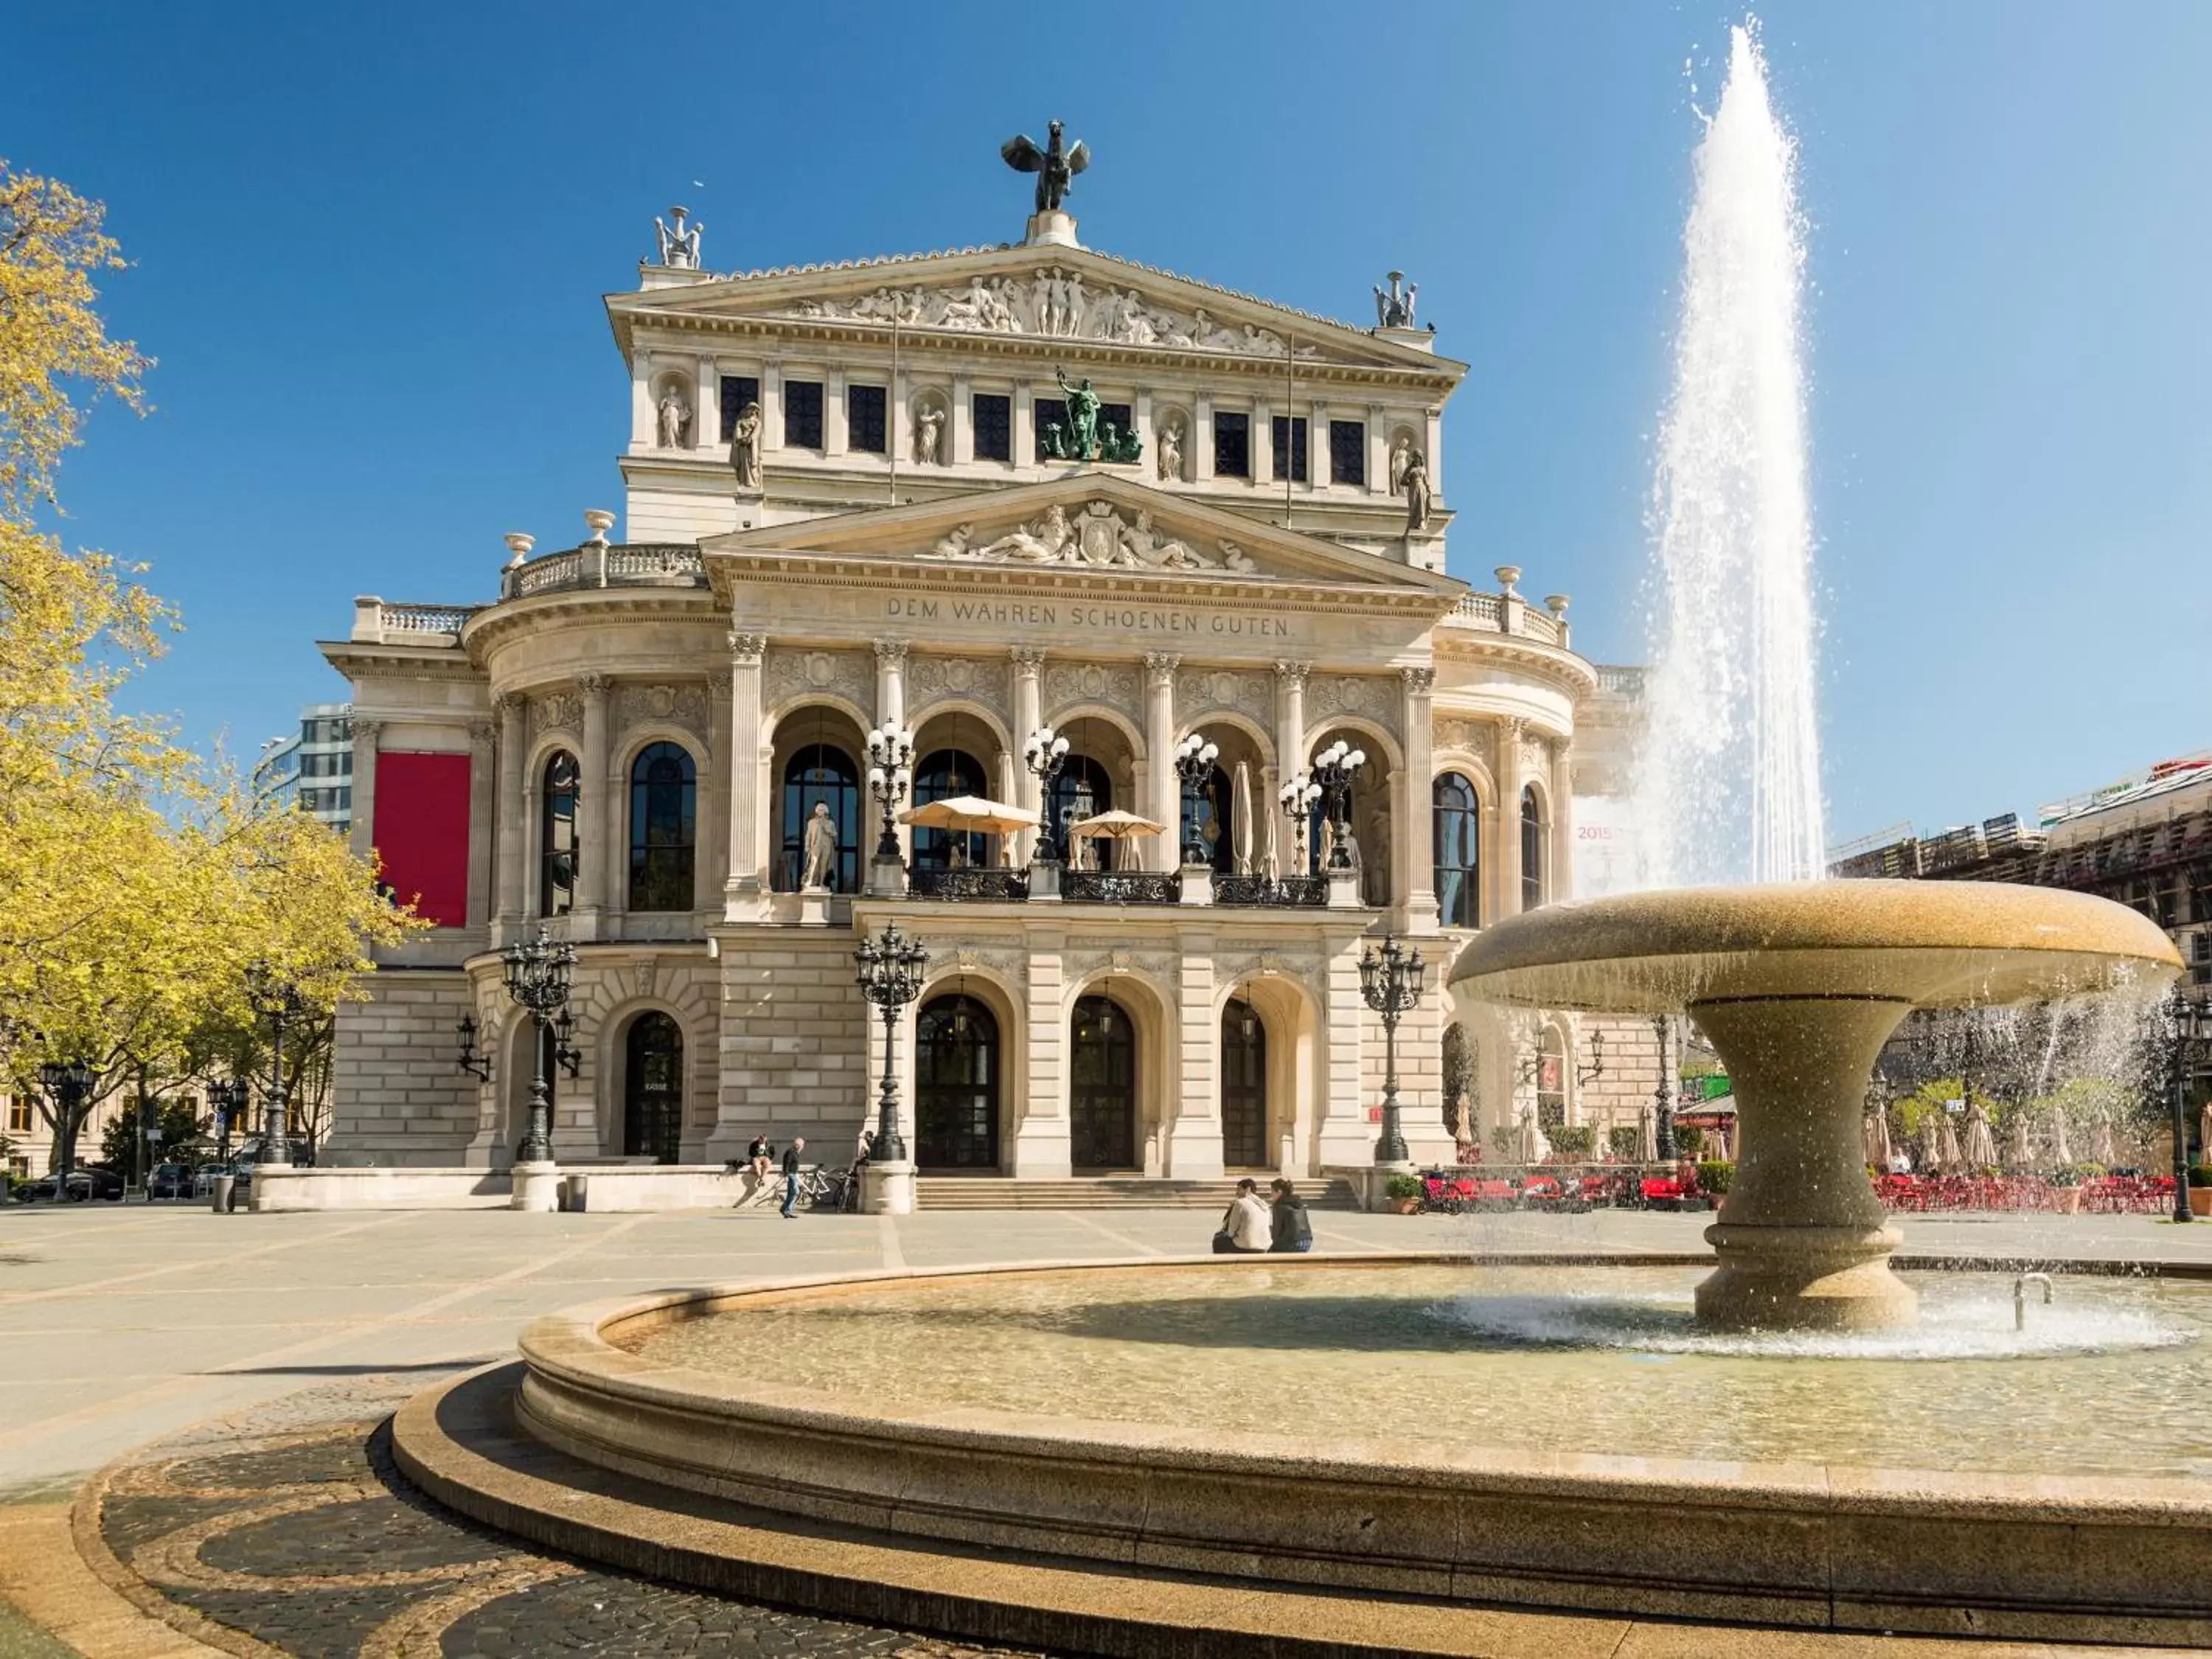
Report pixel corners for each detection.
[1267,1178,1312,1253]
[1212,1177,1273,1253]
[779,1136,806,1220]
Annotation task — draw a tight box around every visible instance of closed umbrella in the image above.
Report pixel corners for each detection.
[2199,1103,2212,1169]
[1259,803,1281,882]
[1918,1116,1943,1172]
[2050,1110,2074,1168]
[1706,1124,1731,1161]
[1636,1103,1658,1164]
[1937,1116,1964,1175]
[1231,762,1254,875]
[1962,1102,1999,1169]
[2006,1110,2034,1170]
[1514,1107,1549,1165]
[2090,1113,2118,1168]
[1863,1111,1891,1168]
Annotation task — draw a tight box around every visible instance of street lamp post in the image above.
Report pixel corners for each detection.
[865,722,916,861]
[1278,771,1321,876]
[36,1057,94,1201]
[2163,988,2211,1225]
[1358,933,1425,1165]
[1651,1015,1677,1162]
[1023,725,1071,863]
[207,1078,240,1164]
[1309,740,1366,869]
[245,962,307,1169]
[855,922,929,1169]
[499,928,580,1168]
[1172,733,1219,866]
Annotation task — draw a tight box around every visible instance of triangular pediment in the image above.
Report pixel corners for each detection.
[703,473,1465,598]
[610,243,1461,378]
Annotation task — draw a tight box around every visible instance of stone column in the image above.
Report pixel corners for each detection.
[1012,928,1071,1177]
[1253,397,1273,485]
[1011,647,1044,863]
[950,377,973,465]
[699,674,732,911]
[761,364,784,451]
[1366,405,1388,498]
[1013,385,1034,470]
[1498,717,1524,919]
[1550,737,1576,904]
[1318,931,1374,1170]
[1166,934,1225,1178]
[576,674,611,935]
[695,356,717,450]
[1273,661,1309,870]
[724,636,766,918]
[824,368,848,457]
[1399,667,1439,933]
[466,720,495,933]
[494,695,527,941]
[1309,399,1327,488]
[630,360,654,450]
[521,767,543,922]
[1193,395,1214,482]
[348,717,382,865]
[1144,653,1180,872]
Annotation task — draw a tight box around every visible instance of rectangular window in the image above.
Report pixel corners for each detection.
[1100,402,1133,449]
[847,383,887,454]
[1214,412,1251,479]
[783,379,824,450]
[1270,416,1310,483]
[1034,397,1068,461]
[1329,419,1366,486]
[973,393,1012,462]
[720,375,760,442]
[6,1094,29,1133]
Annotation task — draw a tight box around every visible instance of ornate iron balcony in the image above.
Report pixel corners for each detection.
[910,867,1030,902]
[1214,874,1329,908]
[1063,870,1181,905]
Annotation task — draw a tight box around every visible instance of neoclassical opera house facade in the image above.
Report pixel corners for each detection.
[321,198,1641,1192]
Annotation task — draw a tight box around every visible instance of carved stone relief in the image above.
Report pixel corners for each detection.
[934,943,1030,987]
[1042,661,1142,725]
[529,689,582,742]
[1433,717,1497,773]
[783,268,1319,359]
[927,498,1256,574]
[1062,947,1179,989]
[1306,674,1402,737]
[764,647,872,708]
[1175,667,1271,725]
[907,653,1009,713]
[614,683,712,739]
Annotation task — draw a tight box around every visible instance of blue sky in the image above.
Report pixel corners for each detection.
[15,1,2210,844]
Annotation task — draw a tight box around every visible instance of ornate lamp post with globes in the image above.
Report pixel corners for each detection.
[855,922,929,1213]
[1023,726,1071,863]
[1310,739,1366,869]
[1172,733,1219,866]
[490,927,580,1210]
[1279,770,1321,876]
[865,720,915,895]
[245,961,309,1170]
[1358,933,1425,1166]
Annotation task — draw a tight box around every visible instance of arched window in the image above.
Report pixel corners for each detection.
[1070,995,1137,1170]
[777,742,861,894]
[540,751,580,917]
[915,994,999,1169]
[628,742,696,911]
[1520,785,1544,912]
[623,1012,684,1164]
[1433,773,1480,929]
[1053,754,1114,868]
[912,748,989,870]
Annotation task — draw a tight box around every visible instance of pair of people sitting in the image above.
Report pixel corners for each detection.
[1212,1178,1312,1254]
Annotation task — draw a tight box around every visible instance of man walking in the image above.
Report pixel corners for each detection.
[780,1136,806,1219]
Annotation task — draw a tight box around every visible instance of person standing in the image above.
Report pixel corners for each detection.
[1212,1178,1273,1253]
[780,1136,806,1220]
[1267,1179,1312,1253]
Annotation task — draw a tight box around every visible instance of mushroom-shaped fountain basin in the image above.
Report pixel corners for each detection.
[1449,880,2180,1332]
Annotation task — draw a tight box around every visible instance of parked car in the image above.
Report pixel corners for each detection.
[13,1166,125,1203]
[147,1162,193,1200]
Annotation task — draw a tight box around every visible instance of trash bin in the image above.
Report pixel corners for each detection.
[211,1175,235,1214]
[564,1174,586,1213]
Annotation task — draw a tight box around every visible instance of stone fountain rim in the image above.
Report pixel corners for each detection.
[515,1253,2212,1520]
[1445,878,2181,1012]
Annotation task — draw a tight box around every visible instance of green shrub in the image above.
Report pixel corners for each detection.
[1384,1173,1424,1200]
[1674,1126,1705,1159]
[1695,1159,1734,1195]
[1608,1126,1640,1161]
[1548,1125,1595,1160]
[2188,1165,2212,1189]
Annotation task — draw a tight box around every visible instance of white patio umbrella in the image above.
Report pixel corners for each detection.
[2050,1110,2074,1168]
[1231,761,1254,875]
[898,796,1040,834]
[1065,809,1165,874]
[1962,1102,1999,1169]
[1636,1103,1659,1164]
[2006,1110,2034,1170]
[2090,1113,2118,1167]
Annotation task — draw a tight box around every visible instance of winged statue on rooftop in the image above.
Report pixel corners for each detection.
[1001,120,1090,215]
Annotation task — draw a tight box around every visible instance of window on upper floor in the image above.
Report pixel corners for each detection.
[1099,401,1133,450]
[1521,786,1545,911]
[720,375,760,442]
[1433,773,1481,930]
[784,379,824,450]
[1034,397,1068,462]
[1329,419,1366,486]
[541,751,579,917]
[629,742,697,912]
[1214,411,1251,479]
[974,393,1012,462]
[6,1093,32,1133]
[848,383,887,454]
[1270,416,1310,483]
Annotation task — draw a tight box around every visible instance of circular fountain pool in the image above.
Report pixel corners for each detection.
[617,1260,2208,1477]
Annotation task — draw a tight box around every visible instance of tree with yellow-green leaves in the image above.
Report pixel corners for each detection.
[0,159,421,1182]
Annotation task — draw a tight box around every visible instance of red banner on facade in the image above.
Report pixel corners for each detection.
[374,751,471,927]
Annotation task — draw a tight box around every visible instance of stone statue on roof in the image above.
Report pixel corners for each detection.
[1001,121,1090,215]
[655,206,702,269]
[1374,269,1417,329]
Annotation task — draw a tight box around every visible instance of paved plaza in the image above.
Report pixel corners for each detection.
[7,1203,2212,1657]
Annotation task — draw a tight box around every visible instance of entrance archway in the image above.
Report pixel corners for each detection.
[1220,998,1267,1167]
[623,1012,684,1164]
[915,994,1000,1169]
[1070,995,1137,1171]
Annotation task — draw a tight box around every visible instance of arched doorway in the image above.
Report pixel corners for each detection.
[915,994,1000,1169]
[623,1013,684,1164]
[1071,994,1136,1171]
[1220,998,1267,1167]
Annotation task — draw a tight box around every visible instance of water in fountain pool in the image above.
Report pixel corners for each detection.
[625,1263,2212,1477]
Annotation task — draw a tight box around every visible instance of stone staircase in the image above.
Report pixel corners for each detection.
[913,1175,1363,1211]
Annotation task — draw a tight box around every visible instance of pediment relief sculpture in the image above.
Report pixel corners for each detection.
[926,499,1258,574]
[783,267,1318,358]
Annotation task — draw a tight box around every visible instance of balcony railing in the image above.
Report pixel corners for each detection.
[910,867,1030,902]
[1063,870,1181,905]
[1214,874,1329,908]
[501,542,706,602]
[1439,590,1565,647]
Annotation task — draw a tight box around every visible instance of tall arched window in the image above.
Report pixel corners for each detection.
[1433,773,1480,929]
[540,751,580,917]
[912,748,989,870]
[1053,755,1114,868]
[915,994,1000,1169]
[777,742,861,894]
[623,1012,684,1164]
[1520,785,1544,912]
[628,742,696,911]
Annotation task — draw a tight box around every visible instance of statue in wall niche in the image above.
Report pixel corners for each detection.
[1001,120,1090,215]
[1156,415,1184,481]
[656,387,691,449]
[728,401,762,493]
[654,206,702,269]
[1402,448,1431,534]
[913,401,945,466]
[1388,434,1413,497]
[800,801,838,891]
[1054,368,1100,459]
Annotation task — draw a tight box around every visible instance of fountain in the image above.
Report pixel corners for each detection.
[1447,879,2180,1331]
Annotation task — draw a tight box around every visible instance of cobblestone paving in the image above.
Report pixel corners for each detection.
[93,1375,1029,1659]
